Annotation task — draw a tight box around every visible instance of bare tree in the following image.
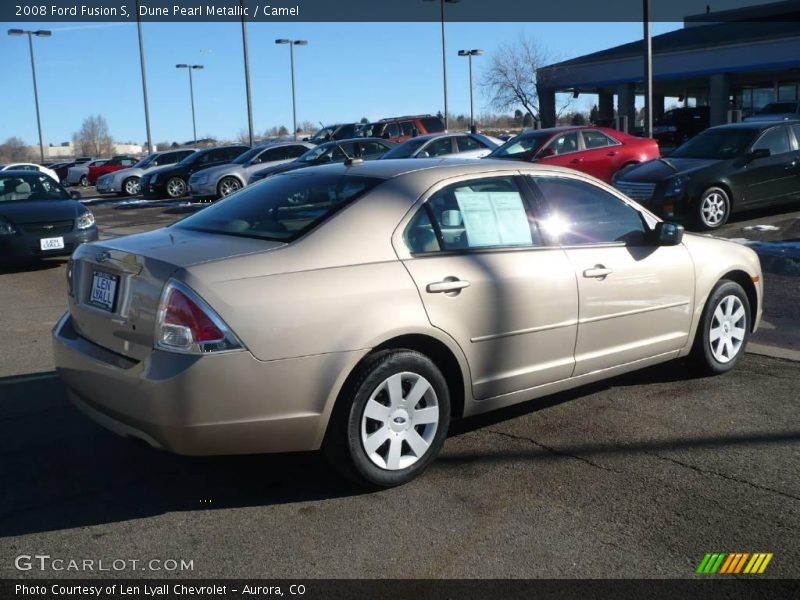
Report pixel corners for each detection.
[0,137,34,163]
[155,141,172,151]
[72,115,114,157]
[481,34,572,123]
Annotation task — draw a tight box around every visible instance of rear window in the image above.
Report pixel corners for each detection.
[421,117,446,133]
[174,173,383,242]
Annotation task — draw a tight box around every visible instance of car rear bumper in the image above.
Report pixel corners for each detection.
[0,227,98,260]
[53,312,367,455]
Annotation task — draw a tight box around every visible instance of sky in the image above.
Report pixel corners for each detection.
[0,21,681,147]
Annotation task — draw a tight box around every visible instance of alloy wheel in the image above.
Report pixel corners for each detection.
[360,372,439,471]
[124,178,140,196]
[709,295,746,363]
[219,177,241,197]
[700,191,728,228]
[79,175,88,187]
[166,178,186,198]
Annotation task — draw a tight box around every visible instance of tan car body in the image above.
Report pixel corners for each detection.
[53,160,762,455]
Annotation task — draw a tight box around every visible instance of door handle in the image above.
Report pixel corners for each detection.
[426,278,470,294]
[583,265,613,279]
[570,157,584,163]
[607,151,619,156]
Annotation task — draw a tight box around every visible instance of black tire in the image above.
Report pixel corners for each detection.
[323,349,451,488]
[694,186,731,230]
[122,177,140,197]
[79,175,89,188]
[165,177,186,199]
[217,176,242,198]
[690,280,751,375]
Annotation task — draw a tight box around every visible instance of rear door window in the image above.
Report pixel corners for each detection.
[581,130,614,149]
[405,175,540,252]
[426,138,454,157]
[401,122,417,137]
[456,136,484,151]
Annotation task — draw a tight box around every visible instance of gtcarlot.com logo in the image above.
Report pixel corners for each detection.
[15,555,194,572]
[696,552,773,575]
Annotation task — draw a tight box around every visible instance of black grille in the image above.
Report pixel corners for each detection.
[20,220,74,235]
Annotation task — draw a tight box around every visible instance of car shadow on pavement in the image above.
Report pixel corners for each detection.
[0,258,66,275]
[0,373,363,538]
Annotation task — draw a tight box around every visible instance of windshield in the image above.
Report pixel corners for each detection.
[297,144,340,163]
[133,154,157,169]
[756,102,799,115]
[177,151,205,166]
[175,173,382,242]
[0,174,69,202]
[382,138,428,159]
[310,126,336,142]
[669,129,757,159]
[232,146,267,165]
[489,133,550,159]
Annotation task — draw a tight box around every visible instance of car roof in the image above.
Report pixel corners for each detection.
[710,120,800,131]
[319,137,389,147]
[290,157,576,180]
[0,170,52,178]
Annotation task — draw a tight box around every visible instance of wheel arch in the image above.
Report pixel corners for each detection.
[217,173,246,193]
[720,269,759,332]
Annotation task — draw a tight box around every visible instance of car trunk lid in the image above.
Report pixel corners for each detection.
[68,227,285,360]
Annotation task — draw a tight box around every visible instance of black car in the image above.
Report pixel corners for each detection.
[652,106,710,147]
[249,138,395,183]
[613,121,800,230]
[306,123,361,144]
[0,171,98,260]
[139,145,249,199]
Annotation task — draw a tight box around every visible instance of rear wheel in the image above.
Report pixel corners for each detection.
[324,349,450,488]
[695,186,730,230]
[79,175,89,187]
[122,177,140,196]
[166,177,186,199]
[690,280,751,375]
[218,176,242,198]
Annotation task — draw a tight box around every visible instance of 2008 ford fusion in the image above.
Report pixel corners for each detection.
[53,159,762,487]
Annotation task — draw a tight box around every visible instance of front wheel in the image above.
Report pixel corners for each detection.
[79,175,89,188]
[695,186,730,230]
[218,176,242,198]
[122,177,140,196]
[324,349,450,488]
[165,177,186,199]
[690,280,751,375]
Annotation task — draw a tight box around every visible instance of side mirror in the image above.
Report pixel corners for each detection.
[418,151,430,158]
[70,190,82,199]
[747,148,770,161]
[537,147,555,159]
[250,158,261,165]
[654,221,684,246]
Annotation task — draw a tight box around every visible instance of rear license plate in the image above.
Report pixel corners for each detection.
[40,237,65,251]
[89,271,119,312]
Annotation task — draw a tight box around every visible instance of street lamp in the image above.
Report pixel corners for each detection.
[275,39,308,140]
[241,0,254,146]
[134,0,153,155]
[458,49,483,133]
[424,0,460,130]
[176,64,204,147]
[8,29,52,164]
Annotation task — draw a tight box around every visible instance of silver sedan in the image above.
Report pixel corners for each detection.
[381,132,503,160]
[188,141,314,200]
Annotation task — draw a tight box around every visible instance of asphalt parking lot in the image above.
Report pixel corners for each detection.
[1,194,799,579]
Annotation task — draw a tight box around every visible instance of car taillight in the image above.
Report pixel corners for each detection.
[156,280,243,354]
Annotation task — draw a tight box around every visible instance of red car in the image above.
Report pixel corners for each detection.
[488,126,659,183]
[87,156,138,185]
[360,114,446,144]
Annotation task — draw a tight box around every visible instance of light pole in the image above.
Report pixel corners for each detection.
[275,39,307,140]
[458,49,483,133]
[424,0,460,130]
[8,29,51,164]
[643,0,653,138]
[241,0,254,146]
[176,64,203,147]
[134,0,153,155]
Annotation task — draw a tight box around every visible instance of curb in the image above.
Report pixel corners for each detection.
[746,342,800,362]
